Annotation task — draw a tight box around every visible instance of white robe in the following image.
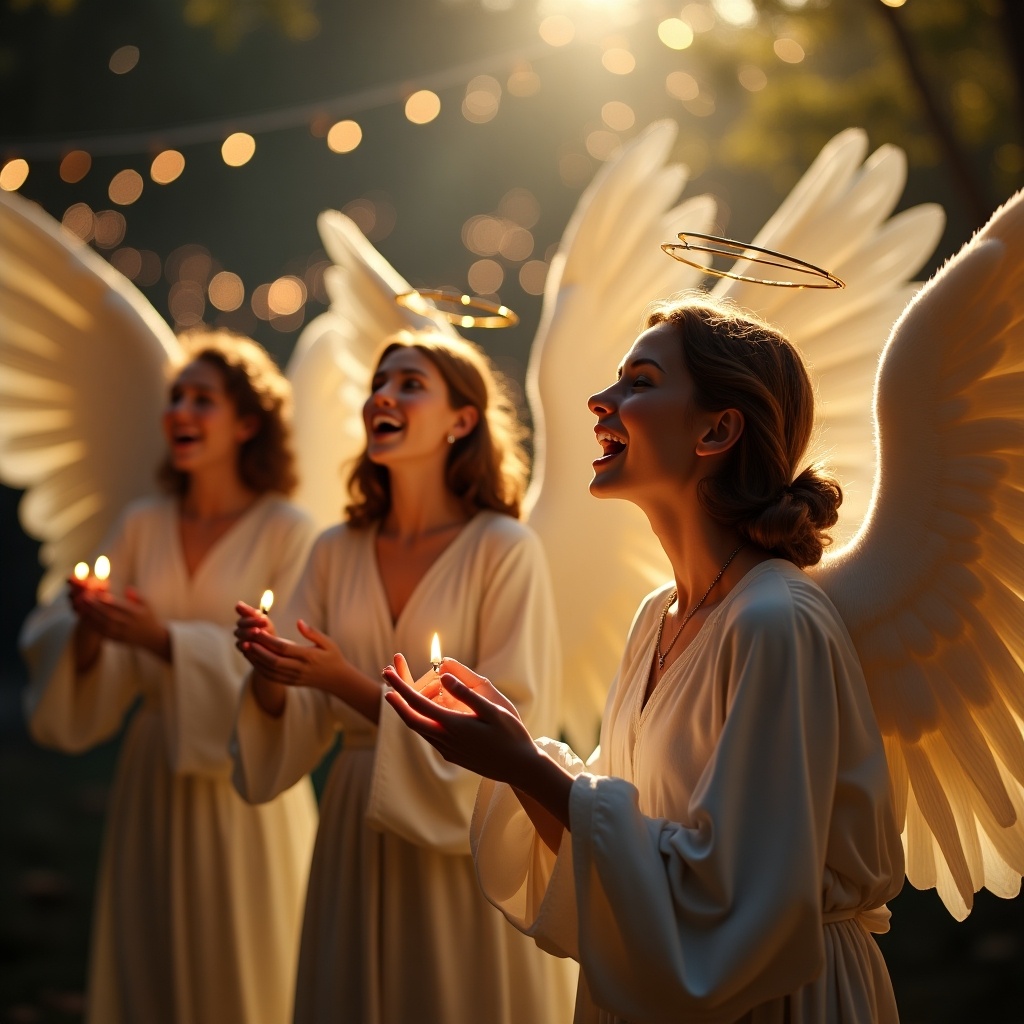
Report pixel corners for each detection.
[21,494,319,1024]
[472,560,905,1024]
[233,510,578,1024]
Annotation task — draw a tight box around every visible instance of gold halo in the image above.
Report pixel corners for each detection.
[661,231,845,290]
[395,288,520,328]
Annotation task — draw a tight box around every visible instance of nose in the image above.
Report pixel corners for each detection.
[588,384,616,417]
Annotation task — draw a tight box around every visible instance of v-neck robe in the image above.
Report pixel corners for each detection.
[232,510,578,1024]
[21,495,319,1024]
[472,560,905,1024]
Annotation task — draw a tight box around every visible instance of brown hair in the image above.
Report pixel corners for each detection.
[345,330,529,527]
[158,328,298,497]
[645,295,841,567]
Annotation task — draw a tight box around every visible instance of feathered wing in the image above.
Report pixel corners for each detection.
[287,211,456,531]
[813,189,1024,919]
[524,121,716,750]
[712,128,946,546]
[0,190,180,601]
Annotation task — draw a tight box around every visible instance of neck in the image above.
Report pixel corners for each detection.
[182,470,257,521]
[383,463,468,542]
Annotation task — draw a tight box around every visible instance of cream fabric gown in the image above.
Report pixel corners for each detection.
[472,560,905,1024]
[233,510,578,1024]
[21,494,319,1024]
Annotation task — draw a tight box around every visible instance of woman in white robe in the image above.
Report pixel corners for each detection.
[21,331,318,1024]
[384,297,906,1024]
[232,330,577,1024]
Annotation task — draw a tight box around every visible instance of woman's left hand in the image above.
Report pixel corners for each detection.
[241,619,352,695]
[78,586,171,661]
[382,660,537,786]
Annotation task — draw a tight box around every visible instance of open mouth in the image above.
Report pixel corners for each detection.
[594,428,626,465]
[370,413,404,437]
[172,430,201,447]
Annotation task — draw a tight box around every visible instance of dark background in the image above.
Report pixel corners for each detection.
[2,0,1023,1020]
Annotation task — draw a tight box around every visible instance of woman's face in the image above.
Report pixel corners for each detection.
[162,359,254,475]
[588,321,710,501]
[363,347,470,468]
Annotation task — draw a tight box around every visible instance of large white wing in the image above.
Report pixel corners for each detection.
[287,211,455,531]
[525,121,716,750]
[813,189,1024,919]
[0,191,179,601]
[713,129,945,546]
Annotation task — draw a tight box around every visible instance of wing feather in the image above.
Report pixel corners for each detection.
[0,191,179,600]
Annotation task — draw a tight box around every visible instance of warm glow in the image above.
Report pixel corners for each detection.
[327,119,362,153]
[259,589,274,613]
[111,247,143,280]
[499,225,534,262]
[0,159,29,191]
[62,203,95,241]
[268,275,306,316]
[430,632,442,668]
[713,0,757,26]
[538,15,574,47]
[222,133,256,167]
[666,71,700,101]
[657,18,694,49]
[601,100,635,132]
[94,556,111,581]
[602,47,635,74]
[209,271,245,311]
[60,150,92,183]
[94,210,127,249]
[507,66,540,96]
[109,169,144,205]
[879,0,906,6]
[467,259,503,295]
[405,90,441,125]
[738,65,768,91]
[519,260,548,296]
[74,562,89,581]
[151,150,185,184]
[773,37,805,63]
[109,45,140,74]
[463,76,501,124]
[585,129,620,161]
[168,281,205,327]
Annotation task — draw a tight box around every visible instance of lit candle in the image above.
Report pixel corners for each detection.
[73,562,90,581]
[259,589,274,615]
[93,555,111,582]
[430,632,442,675]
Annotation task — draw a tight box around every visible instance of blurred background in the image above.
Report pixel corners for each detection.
[1,0,1023,1020]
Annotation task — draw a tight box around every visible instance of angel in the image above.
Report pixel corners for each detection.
[0,193,319,1024]
[378,170,1024,1020]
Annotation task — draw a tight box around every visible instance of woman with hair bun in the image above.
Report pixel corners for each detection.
[232,330,576,1024]
[21,329,318,1024]
[385,296,905,1023]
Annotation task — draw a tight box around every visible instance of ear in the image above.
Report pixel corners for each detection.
[235,414,259,444]
[449,405,480,440]
[694,408,744,457]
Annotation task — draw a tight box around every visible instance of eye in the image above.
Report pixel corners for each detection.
[401,377,425,391]
[631,375,654,389]
[370,374,386,392]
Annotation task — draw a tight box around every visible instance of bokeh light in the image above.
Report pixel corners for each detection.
[222,133,256,166]
[136,250,162,287]
[109,45,140,74]
[108,169,144,205]
[713,0,757,26]
[467,259,503,295]
[405,90,441,124]
[0,159,29,191]
[93,210,127,249]
[110,247,143,280]
[209,271,245,311]
[463,76,501,124]
[585,129,620,161]
[151,150,185,184]
[507,64,540,97]
[499,187,540,228]
[463,215,504,256]
[666,71,700,101]
[682,2,716,31]
[538,15,574,46]
[268,276,306,316]
[519,260,548,296]
[738,65,768,91]
[59,150,92,184]
[602,47,636,75]
[62,203,94,241]
[342,192,396,241]
[601,100,635,132]
[327,120,362,153]
[168,280,205,327]
[657,18,694,50]
[251,283,273,320]
[774,37,806,63]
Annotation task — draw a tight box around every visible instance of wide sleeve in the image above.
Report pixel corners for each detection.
[232,531,342,803]
[163,510,317,777]
[370,525,562,854]
[20,511,141,752]
[560,604,858,1024]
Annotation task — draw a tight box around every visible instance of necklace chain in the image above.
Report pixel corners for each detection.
[655,543,745,670]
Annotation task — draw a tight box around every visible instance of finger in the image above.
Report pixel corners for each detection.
[382,690,448,740]
[393,652,416,686]
[124,586,145,606]
[438,673,503,720]
[253,632,307,659]
[383,668,450,722]
[296,619,331,650]
[439,658,491,690]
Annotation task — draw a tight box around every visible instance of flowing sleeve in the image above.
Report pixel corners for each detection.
[232,530,343,803]
[164,506,317,778]
[20,509,141,752]
[370,523,562,854]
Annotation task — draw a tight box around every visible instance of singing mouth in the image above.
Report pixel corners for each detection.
[594,427,626,461]
[370,413,404,436]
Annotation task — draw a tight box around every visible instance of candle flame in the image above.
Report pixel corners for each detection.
[73,562,89,581]
[259,589,274,613]
[93,555,111,581]
[430,632,442,668]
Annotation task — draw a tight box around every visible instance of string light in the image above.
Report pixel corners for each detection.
[222,133,256,166]
[405,90,441,124]
[0,159,29,191]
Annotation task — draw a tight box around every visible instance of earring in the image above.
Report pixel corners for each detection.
[447,434,456,445]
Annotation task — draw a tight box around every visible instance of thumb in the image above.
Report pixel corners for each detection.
[297,619,331,649]
[439,673,500,720]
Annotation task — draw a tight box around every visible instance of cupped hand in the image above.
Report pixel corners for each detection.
[237,616,351,695]
[68,580,169,658]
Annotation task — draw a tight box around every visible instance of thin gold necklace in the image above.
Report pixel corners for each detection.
[655,543,745,670]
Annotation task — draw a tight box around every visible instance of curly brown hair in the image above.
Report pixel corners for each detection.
[158,328,298,498]
[645,294,841,568]
[345,330,529,527]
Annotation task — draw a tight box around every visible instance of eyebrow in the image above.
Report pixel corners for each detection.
[375,365,429,379]
[616,356,665,377]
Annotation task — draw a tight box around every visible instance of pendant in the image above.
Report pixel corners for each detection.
[658,653,666,669]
